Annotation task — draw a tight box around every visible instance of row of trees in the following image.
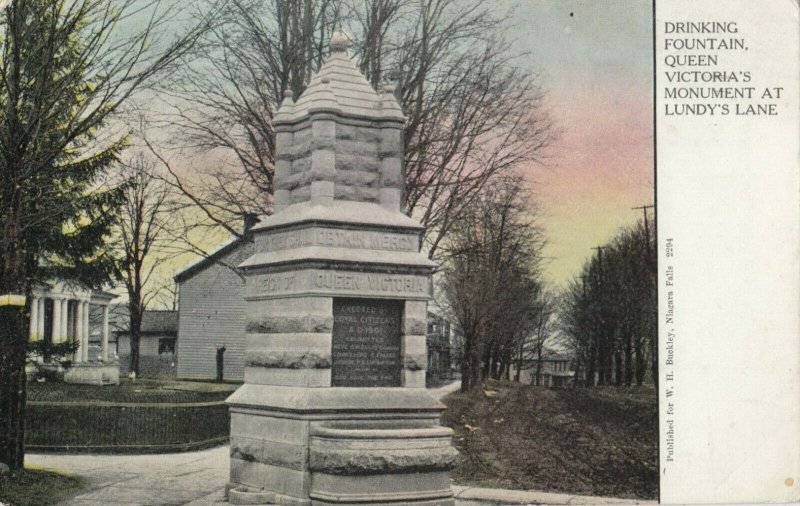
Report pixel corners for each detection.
[439,177,554,392]
[558,215,657,387]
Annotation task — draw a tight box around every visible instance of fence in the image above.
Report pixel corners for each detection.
[26,399,229,453]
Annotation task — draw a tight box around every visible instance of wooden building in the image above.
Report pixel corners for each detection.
[113,308,179,378]
[173,219,258,381]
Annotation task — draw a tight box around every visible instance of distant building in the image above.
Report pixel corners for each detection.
[114,308,178,378]
[511,349,576,387]
[27,280,117,385]
[173,216,258,381]
[426,312,452,386]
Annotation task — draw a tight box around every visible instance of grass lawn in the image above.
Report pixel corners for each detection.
[441,380,658,500]
[0,467,87,506]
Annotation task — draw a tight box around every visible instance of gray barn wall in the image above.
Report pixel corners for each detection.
[117,334,177,378]
[176,241,254,380]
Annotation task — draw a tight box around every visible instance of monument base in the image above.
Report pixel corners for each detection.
[63,362,120,385]
[227,386,457,506]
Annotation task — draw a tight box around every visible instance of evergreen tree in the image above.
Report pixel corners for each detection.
[0,0,208,471]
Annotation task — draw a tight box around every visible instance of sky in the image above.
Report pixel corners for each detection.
[123,0,656,303]
[505,0,654,286]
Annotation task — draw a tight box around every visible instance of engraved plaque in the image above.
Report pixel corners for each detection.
[331,298,403,387]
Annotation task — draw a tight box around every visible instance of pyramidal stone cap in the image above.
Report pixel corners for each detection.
[274,32,405,124]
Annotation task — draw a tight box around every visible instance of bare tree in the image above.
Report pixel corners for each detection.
[439,176,545,392]
[152,0,553,259]
[112,153,186,377]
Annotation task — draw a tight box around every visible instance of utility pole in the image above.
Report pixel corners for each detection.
[590,246,609,385]
[633,204,657,389]
[632,204,655,268]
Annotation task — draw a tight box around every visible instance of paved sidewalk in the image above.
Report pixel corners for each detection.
[28,445,653,506]
[26,383,655,505]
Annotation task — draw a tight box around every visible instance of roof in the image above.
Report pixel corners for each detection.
[274,32,405,124]
[140,311,178,334]
[109,307,178,335]
[174,237,247,283]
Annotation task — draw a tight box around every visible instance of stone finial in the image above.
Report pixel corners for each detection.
[381,81,396,95]
[330,31,351,54]
[282,87,294,105]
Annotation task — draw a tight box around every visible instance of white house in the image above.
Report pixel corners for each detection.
[28,280,118,384]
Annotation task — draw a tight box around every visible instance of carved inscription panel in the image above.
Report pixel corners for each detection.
[331,298,403,387]
[249,269,429,300]
[260,228,418,252]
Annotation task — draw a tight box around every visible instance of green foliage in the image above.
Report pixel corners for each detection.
[0,0,127,291]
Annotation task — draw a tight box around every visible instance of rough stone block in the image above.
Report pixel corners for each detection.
[231,435,307,471]
[404,353,427,371]
[244,367,331,387]
[403,369,427,388]
[380,188,402,210]
[333,185,380,202]
[230,458,309,499]
[380,126,402,147]
[247,297,332,319]
[354,126,381,143]
[335,153,379,172]
[380,157,402,184]
[311,150,335,174]
[274,190,291,211]
[246,314,333,334]
[275,159,292,181]
[405,300,428,320]
[246,333,332,353]
[276,131,294,153]
[335,139,377,157]
[402,334,427,357]
[312,119,336,139]
[311,181,335,204]
[230,413,309,444]
[245,350,331,370]
[291,185,311,203]
[292,156,310,174]
[334,170,378,187]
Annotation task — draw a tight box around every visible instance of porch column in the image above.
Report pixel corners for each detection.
[101,305,109,362]
[36,298,45,341]
[74,300,84,363]
[52,297,63,343]
[29,296,39,341]
[83,302,90,362]
[60,299,68,344]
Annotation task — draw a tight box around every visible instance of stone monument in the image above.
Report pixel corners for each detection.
[225,33,458,505]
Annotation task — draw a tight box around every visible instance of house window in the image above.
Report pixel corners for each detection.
[158,338,176,354]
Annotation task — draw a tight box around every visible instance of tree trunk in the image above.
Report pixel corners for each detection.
[596,338,606,386]
[624,329,634,386]
[535,343,543,386]
[0,188,30,471]
[614,349,623,386]
[634,335,646,386]
[0,301,29,471]
[586,340,596,387]
[129,301,143,377]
